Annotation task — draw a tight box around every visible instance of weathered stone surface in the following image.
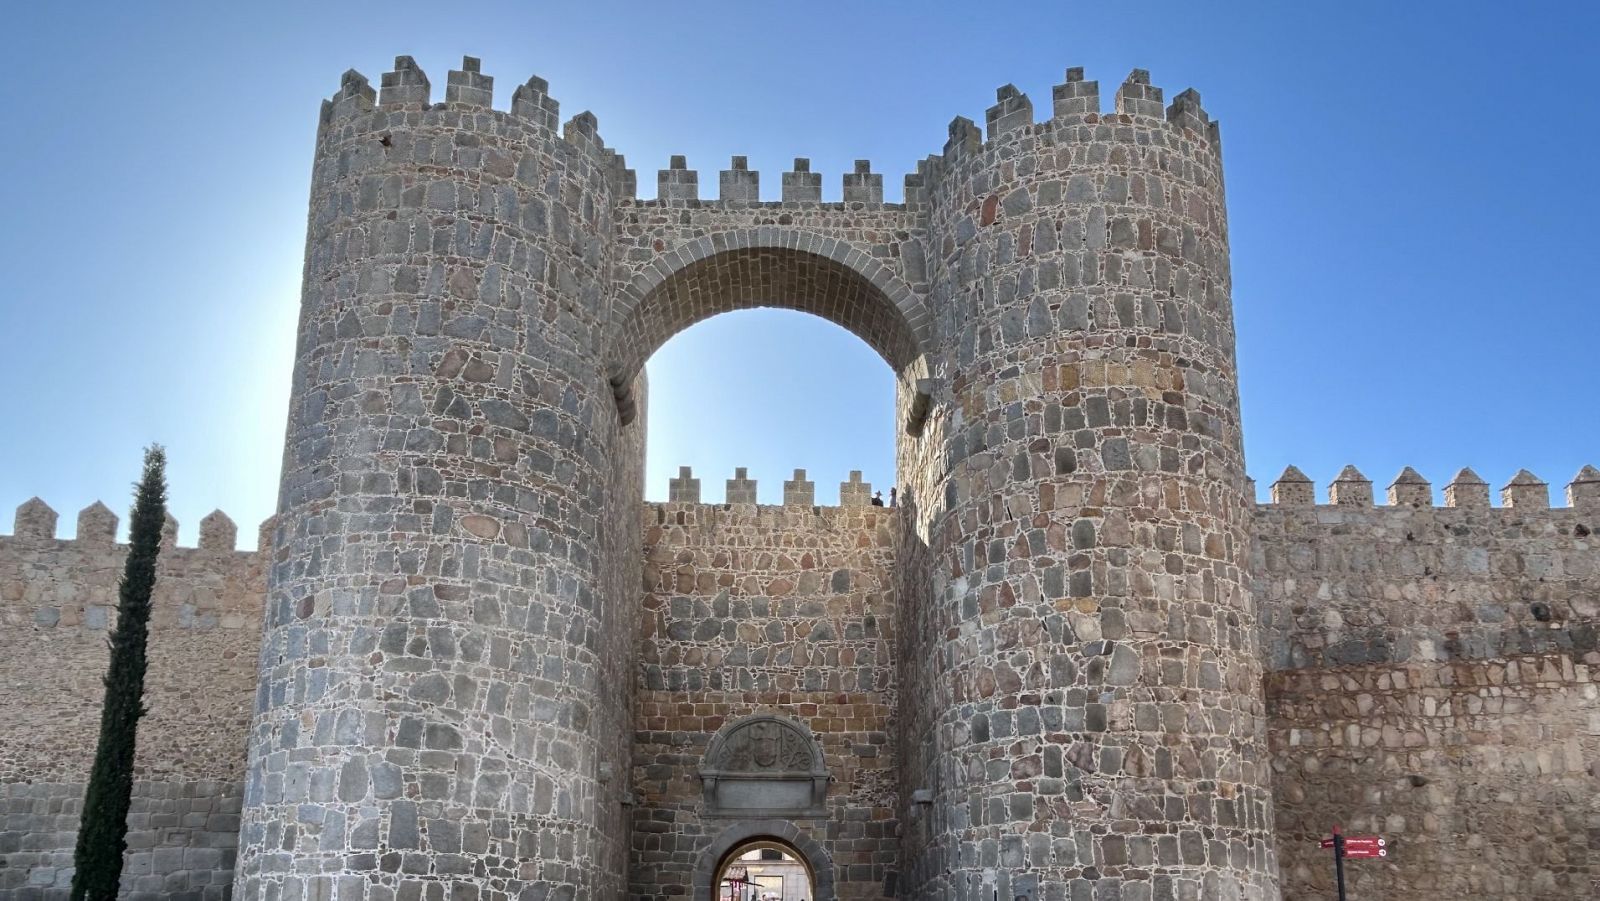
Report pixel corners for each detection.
[839,471,873,508]
[197,510,237,551]
[6,465,1597,900]
[1329,464,1373,506]
[782,468,815,507]
[75,501,117,543]
[234,56,647,901]
[1444,466,1490,508]
[1502,468,1550,509]
[1389,466,1434,507]
[1254,487,1599,900]
[2,57,1595,901]
[669,464,701,503]
[0,526,263,897]
[636,502,897,898]
[893,65,1276,901]
[14,498,57,541]
[725,467,758,505]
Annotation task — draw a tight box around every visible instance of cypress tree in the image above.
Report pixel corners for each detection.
[70,446,167,901]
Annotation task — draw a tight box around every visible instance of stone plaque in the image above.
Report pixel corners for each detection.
[699,714,829,818]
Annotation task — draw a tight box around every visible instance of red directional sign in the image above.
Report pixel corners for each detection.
[1323,827,1386,900]
[1319,835,1387,857]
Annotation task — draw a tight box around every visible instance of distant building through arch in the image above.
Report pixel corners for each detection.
[695,823,834,901]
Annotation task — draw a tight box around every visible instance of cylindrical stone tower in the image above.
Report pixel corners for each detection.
[899,69,1277,900]
[235,57,641,900]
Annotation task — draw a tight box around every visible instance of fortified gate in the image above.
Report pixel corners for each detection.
[1,54,1595,901]
[259,53,1266,901]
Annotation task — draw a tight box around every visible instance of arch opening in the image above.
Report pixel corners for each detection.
[640,309,897,503]
[712,837,815,901]
[609,242,932,393]
[691,822,836,901]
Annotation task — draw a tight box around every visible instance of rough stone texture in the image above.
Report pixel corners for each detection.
[608,210,930,386]
[0,781,244,901]
[725,468,758,506]
[0,520,265,899]
[3,56,1597,901]
[895,74,1278,901]
[1254,487,1599,900]
[839,472,873,509]
[783,470,815,507]
[235,58,645,901]
[1268,661,1592,899]
[4,474,1598,899]
[670,466,702,503]
[632,503,898,900]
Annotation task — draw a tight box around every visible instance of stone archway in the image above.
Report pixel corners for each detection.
[693,820,836,901]
[604,228,935,408]
[611,225,929,899]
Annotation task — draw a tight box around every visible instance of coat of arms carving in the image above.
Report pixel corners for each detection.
[699,714,829,818]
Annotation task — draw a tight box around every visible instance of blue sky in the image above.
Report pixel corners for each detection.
[1,1,1596,546]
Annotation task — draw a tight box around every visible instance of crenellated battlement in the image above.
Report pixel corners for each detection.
[662,466,895,508]
[627,155,907,208]
[624,65,1218,206]
[4,497,273,552]
[1253,462,1598,680]
[944,67,1220,159]
[1255,464,1600,511]
[1,499,270,636]
[316,55,633,196]
[316,58,1217,211]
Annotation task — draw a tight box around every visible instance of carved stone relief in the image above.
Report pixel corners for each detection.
[699,714,829,818]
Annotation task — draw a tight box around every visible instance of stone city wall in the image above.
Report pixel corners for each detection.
[4,458,1598,901]
[0,501,268,900]
[1253,465,1600,900]
[633,483,900,901]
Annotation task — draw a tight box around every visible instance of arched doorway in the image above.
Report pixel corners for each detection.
[693,821,835,901]
[714,839,812,901]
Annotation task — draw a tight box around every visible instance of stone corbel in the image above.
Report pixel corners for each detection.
[905,378,941,437]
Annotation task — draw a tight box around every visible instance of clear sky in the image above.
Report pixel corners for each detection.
[2,1,1596,546]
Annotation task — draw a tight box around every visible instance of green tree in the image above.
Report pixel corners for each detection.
[70,446,167,901]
